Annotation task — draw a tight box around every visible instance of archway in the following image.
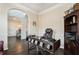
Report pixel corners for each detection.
[8,9,28,52]
[8,9,28,39]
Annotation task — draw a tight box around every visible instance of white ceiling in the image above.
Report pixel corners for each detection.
[21,3,58,12]
[8,9,26,20]
[9,16,21,24]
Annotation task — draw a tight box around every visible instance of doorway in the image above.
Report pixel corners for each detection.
[7,9,28,54]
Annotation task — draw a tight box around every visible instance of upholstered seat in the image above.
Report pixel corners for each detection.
[34,40,39,45]
[31,39,35,43]
[40,28,56,42]
[26,28,60,55]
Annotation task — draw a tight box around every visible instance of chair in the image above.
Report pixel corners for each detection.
[34,40,39,45]
[26,35,38,54]
[39,42,44,47]
[40,39,60,55]
[31,39,35,43]
[54,39,60,53]
[0,41,4,55]
[47,44,52,50]
[41,28,56,42]
[26,28,60,55]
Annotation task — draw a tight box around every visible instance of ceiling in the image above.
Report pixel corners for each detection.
[21,3,58,12]
[9,16,21,23]
[8,9,26,20]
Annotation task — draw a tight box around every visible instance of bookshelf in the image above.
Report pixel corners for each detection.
[64,10,78,40]
[64,10,79,55]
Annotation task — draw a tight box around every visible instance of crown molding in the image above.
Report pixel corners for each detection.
[11,3,64,15]
[11,3,74,15]
[11,3,38,15]
[39,4,64,15]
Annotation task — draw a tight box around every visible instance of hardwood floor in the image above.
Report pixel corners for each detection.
[4,37,64,55]
[4,37,28,55]
[54,48,64,55]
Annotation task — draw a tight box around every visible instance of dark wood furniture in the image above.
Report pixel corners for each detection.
[26,28,60,55]
[26,35,60,55]
[0,41,4,55]
[64,10,79,55]
[64,39,79,55]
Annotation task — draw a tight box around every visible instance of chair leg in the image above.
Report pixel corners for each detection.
[36,46,39,54]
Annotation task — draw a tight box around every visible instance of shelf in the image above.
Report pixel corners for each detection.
[64,10,79,20]
[64,9,79,55]
[66,23,77,26]
[65,31,77,33]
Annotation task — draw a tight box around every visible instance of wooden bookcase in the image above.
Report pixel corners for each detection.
[64,10,79,41]
[64,10,79,55]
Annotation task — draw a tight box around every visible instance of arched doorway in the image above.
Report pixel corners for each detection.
[7,9,28,54]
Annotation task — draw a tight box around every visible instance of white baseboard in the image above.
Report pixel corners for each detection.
[60,46,64,49]
[4,46,8,50]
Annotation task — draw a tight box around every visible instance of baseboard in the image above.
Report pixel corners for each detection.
[21,39,25,40]
[8,36,16,38]
[4,47,8,51]
[60,46,64,49]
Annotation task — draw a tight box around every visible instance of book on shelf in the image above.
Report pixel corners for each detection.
[73,16,76,23]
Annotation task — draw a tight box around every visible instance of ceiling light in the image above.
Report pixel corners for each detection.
[23,13,26,16]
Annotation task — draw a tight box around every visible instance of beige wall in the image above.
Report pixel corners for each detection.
[38,4,74,48]
[27,12,38,35]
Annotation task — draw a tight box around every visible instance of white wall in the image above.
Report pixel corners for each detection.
[28,12,38,35]
[0,3,38,50]
[8,17,21,36]
[21,16,28,39]
[38,4,74,48]
[8,21,19,36]
[0,4,8,50]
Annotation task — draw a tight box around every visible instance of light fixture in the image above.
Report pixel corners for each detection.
[23,13,26,16]
[18,24,21,29]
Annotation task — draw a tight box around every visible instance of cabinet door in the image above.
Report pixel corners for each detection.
[75,43,79,54]
[64,40,71,53]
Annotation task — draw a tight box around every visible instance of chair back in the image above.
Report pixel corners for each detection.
[43,28,53,39]
[54,39,60,52]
